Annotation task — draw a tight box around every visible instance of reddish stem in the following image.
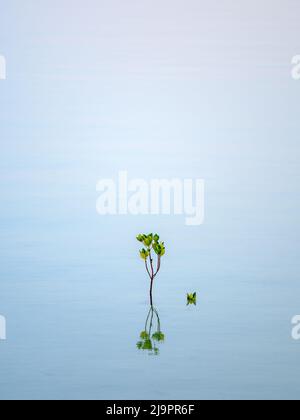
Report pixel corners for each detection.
[148,252,161,307]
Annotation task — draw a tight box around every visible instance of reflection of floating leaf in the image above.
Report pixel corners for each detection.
[187,292,197,305]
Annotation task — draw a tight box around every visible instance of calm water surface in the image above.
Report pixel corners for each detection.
[0,233,299,400]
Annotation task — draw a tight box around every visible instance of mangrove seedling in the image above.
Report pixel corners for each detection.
[136,233,166,306]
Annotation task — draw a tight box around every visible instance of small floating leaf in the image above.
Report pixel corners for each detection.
[187,292,197,305]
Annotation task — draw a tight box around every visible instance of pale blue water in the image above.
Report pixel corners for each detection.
[0,201,300,400]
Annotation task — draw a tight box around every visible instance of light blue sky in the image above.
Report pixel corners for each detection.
[1,0,300,260]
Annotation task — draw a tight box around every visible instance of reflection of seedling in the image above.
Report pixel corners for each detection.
[187,292,197,306]
[137,233,166,306]
[136,307,165,356]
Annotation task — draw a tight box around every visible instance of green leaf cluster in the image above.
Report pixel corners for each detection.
[139,249,150,260]
[153,242,165,256]
[136,233,166,260]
